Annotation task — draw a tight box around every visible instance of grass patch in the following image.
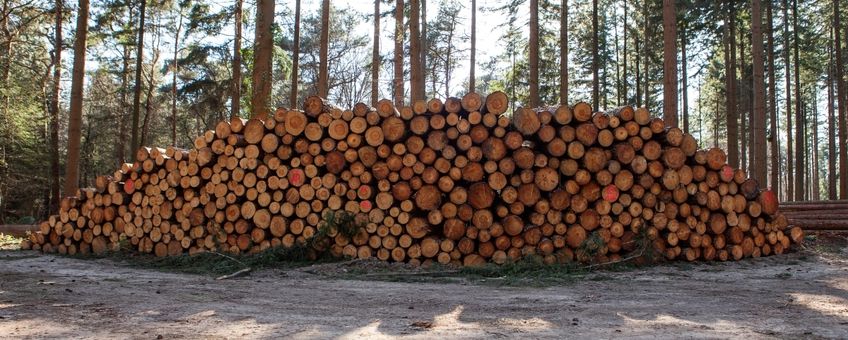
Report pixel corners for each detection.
[333,256,649,287]
[85,245,338,276]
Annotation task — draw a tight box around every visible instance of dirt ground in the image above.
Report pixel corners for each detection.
[1,233,847,339]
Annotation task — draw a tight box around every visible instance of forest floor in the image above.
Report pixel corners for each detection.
[0,232,847,339]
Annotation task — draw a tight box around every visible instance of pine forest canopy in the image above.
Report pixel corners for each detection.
[0,0,845,225]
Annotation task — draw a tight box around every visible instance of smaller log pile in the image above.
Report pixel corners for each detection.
[780,200,848,230]
[21,91,804,266]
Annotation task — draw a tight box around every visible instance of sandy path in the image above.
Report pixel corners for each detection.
[1,248,846,339]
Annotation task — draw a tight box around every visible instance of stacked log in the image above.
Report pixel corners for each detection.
[779,200,848,230]
[21,92,804,266]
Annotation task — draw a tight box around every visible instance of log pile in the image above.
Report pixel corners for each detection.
[780,200,848,230]
[21,92,804,266]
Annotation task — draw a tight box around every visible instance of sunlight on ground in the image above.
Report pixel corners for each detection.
[617,312,745,335]
[789,293,848,319]
[337,305,553,339]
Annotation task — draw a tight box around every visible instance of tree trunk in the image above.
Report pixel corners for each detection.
[140,46,159,147]
[726,1,739,169]
[811,87,819,200]
[469,0,476,93]
[409,0,423,101]
[290,0,300,108]
[792,0,803,201]
[782,0,793,201]
[529,0,539,108]
[251,0,274,118]
[643,0,650,109]
[635,34,641,107]
[171,7,182,146]
[371,0,379,106]
[49,0,63,212]
[560,0,569,105]
[614,16,621,106]
[681,25,689,134]
[421,0,426,96]
[130,0,146,152]
[591,0,599,111]
[835,0,847,199]
[751,0,766,185]
[231,0,242,118]
[767,0,779,194]
[739,27,747,173]
[393,0,404,107]
[622,1,627,104]
[116,41,130,166]
[662,0,678,127]
[65,0,89,197]
[828,27,837,199]
[318,0,329,98]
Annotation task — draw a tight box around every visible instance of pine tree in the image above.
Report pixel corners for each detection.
[835,0,847,198]
[560,0,568,105]
[662,0,678,127]
[751,0,766,185]
[782,0,793,200]
[232,0,242,118]
[49,0,63,211]
[409,0,423,101]
[393,0,404,106]
[290,0,301,108]
[130,0,146,152]
[318,0,329,98]
[251,0,274,117]
[529,0,539,107]
[65,0,89,196]
[371,0,379,106]
[726,0,739,169]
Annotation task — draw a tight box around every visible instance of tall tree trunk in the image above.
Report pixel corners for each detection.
[635,34,641,107]
[622,1,627,104]
[614,17,621,106]
[469,0,476,93]
[231,0,242,118]
[811,87,819,200]
[828,28,837,199]
[529,0,539,108]
[371,0,379,106]
[643,0,650,109]
[318,0,329,98]
[560,0,568,105]
[835,0,847,198]
[681,25,689,134]
[116,40,131,165]
[782,0,793,201]
[251,0,274,117]
[751,0,766,184]
[130,0,146,153]
[290,0,300,108]
[65,0,89,197]
[738,27,748,173]
[140,46,159,146]
[767,0,779,193]
[409,0,423,101]
[792,0,803,201]
[591,0,599,111]
[393,0,404,107]
[662,0,678,127]
[49,0,63,211]
[726,1,739,169]
[171,7,182,146]
[421,0,427,95]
